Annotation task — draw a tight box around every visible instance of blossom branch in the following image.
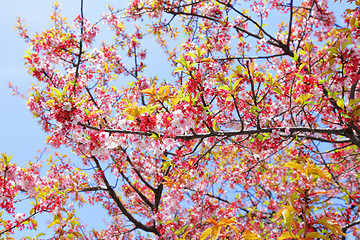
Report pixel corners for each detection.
[287,0,294,46]
[118,146,157,192]
[119,171,155,211]
[78,121,354,143]
[73,0,84,91]
[0,211,38,237]
[342,219,360,233]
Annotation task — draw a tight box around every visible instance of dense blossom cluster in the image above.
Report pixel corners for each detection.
[3,0,360,239]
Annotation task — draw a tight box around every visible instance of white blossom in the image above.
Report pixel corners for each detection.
[62,102,72,111]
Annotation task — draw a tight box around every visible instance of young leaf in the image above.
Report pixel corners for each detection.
[284,162,307,176]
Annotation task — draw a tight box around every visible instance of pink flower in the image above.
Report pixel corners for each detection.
[162,138,179,151]
[285,128,291,135]
[270,129,281,138]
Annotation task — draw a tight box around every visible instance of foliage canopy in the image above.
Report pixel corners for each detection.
[2,0,360,239]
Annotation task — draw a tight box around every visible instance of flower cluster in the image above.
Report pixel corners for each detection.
[9,0,360,239]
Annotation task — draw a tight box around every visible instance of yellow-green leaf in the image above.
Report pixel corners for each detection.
[174,67,185,73]
[310,168,335,184]
[186,52,197,59]
[336,99,344,109]
[35,233,46,238]
[273,87,283,95]
[218,217,236,226]
[62,83,70,96]
[50,87,62,99]
[305,232,330,240]
[278,231,296,240]
[46,99,55,107]
[200,227,212,240]
[282,205,295,230]
[317,217,347,237]
[284,162,307,176]
[229,224,239,235]
[48,219,60,228]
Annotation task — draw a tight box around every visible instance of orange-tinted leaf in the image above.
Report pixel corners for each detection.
[277,231,295,240]
[229,224,239,235]
[218,217,235,226]
[241,228,262,240]
[206,218,218,227]
[317,217,347,237]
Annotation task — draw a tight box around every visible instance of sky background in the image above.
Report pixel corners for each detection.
[0,0,355,238]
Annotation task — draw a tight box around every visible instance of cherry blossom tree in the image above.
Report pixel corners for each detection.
[3,0,360,238]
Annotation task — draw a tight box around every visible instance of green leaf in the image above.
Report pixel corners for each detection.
[175,224,188,235]
[250,105,261,113]
[233,79,241,91]
[162,161,171,171]
[289,191,297,207]
[305,41,314,53]
[176,55,189,69]
[292,52,299,62]
[341,41,352,50]
[1,153,12,166]
[282,205,295,230]
[255,134,264,140]
[225,95,232,102]
[273,87,283,95]
[48,219,60,228]
[320,69,335,76]
[299,93,313,104]
[62,83,70,96]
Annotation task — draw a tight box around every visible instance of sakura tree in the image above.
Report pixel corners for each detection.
[3,0,360,238]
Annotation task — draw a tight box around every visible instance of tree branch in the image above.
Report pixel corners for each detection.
[343,219,360,233]
[120,171,155,211]
[287,0,294,46]
[91,156,159,236]
[78,122,349,141]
